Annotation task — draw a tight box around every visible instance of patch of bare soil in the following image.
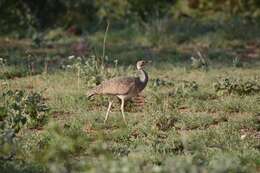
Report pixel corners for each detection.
[52,110,72,119]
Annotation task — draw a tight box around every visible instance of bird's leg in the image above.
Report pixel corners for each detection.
[120,99,127,125]
[104,101,113,124]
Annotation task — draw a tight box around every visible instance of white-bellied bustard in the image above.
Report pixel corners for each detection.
[87,60,151,125]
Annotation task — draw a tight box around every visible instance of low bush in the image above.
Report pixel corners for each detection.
[0,90,49,162]
[190,52,209,71]
[1,90,50,129]
[213,77,260,95]
[65,55,120,87]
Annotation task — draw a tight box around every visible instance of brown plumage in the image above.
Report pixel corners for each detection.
[87,60,151,125]
[88,77,144,97]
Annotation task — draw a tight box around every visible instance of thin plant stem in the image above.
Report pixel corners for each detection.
[77,66,80,89]
[102,21,110,60]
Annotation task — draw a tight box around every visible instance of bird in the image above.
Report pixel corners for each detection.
[87,60,151,125]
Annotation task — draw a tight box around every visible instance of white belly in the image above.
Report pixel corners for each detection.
[117,94,135,100]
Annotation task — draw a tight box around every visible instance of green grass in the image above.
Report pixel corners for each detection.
[1,18,260,173]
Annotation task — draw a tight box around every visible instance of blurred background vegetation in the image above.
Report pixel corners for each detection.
[1,0,260,36]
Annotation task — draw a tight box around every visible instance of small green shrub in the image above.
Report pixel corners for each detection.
[151,79,198,96]
[213,77,260,95]
[65,55,120,87]
[1,90,49,130]
[0,90,49,161]
[232,57,243,68]
[0,58,6,67]
[176,113,215,130]
[190,52,209,70]
[174,80,199,97]
[151,78,174,87]
[0,66,28,80]
[155,114,178,131]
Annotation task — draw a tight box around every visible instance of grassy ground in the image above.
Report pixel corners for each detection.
[1,18,260,173]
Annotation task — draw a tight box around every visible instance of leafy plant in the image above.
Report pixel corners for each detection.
[175,80,199,96]
[151,79,198,95]
[155,114,178,131]
[65,55,120,87]
[232,57,243,68]
[0,90,49,161]
[0,58,6,67]
[213,77,260,95]
[151,78,174,87]
[190,51,209,70]
[2,90,49,129]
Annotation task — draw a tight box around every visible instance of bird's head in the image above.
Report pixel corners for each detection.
[136,60,152,70]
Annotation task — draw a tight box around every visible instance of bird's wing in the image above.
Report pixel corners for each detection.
[97,77,138,95]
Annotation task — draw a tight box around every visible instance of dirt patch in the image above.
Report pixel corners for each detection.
[52,110,72,119]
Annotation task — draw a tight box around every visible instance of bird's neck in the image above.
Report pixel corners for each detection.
[138,69,148,84]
